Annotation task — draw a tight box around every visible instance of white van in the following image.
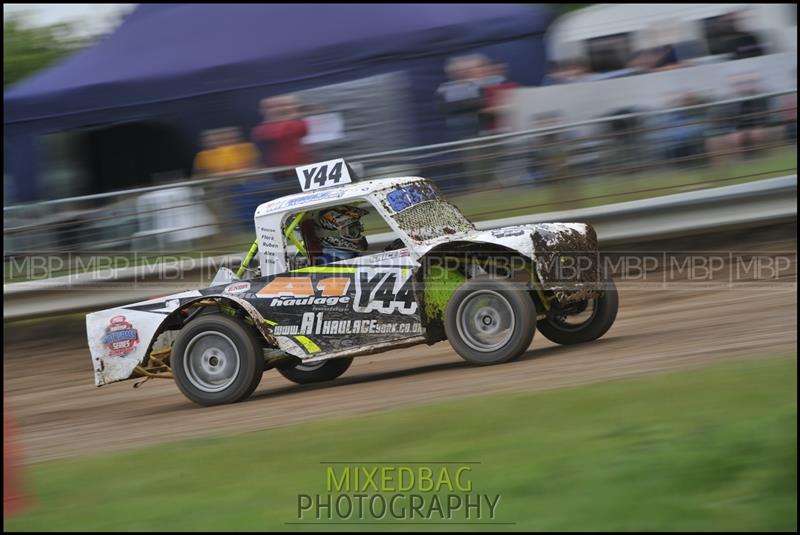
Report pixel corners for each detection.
[547,3,797,69]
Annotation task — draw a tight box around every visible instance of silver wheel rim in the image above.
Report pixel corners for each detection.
[456,290,515,352]
[184,331,240,393]
[294,361,326,372]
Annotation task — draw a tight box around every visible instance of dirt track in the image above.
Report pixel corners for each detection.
[4,227,797,464]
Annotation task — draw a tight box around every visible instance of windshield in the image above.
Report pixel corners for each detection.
[379,181,475,242]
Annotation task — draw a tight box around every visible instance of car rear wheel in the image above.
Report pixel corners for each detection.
[537,273,618,345]
[172,314,264,406]
[277,357,353,384]
[445,278,536,365]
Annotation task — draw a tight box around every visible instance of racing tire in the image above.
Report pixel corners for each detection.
[445,278,536,365]
[277,357,354,385]
[172,314,265,406]
[537,273,619,345]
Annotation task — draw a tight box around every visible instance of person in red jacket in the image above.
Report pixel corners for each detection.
[252,95,314,170]
[479,62,520,135]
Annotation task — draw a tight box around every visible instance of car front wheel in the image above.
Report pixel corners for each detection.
[445,278,537,365]
[172,314,265,406]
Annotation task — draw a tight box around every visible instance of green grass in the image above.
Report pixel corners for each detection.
[5,356,796,532]
[449,145,798,222]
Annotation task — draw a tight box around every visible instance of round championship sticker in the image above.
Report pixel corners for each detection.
[102,315,140,357]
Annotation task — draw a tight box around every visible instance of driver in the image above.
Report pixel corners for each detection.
[314,205,368,264]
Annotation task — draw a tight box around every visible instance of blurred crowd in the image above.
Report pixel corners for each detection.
[516,70,796,186]
[426,42,794,190]
[183,48,795,212]
[191,94,324,228]
[190,53,523,182]
[61,9,795,251]
[186,6,794,193]
[192,95,317,180]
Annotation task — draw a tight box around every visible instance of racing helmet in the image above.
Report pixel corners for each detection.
[314,205,368,253]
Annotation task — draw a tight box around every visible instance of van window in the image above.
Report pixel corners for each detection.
[586,33,632,73]
[702,15,730,56]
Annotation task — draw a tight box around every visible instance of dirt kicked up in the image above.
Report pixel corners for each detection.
[3,225,797,464]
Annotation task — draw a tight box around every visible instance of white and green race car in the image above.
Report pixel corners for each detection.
[86,159,617,406]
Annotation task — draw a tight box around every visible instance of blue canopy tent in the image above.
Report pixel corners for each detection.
[4,4,554,202]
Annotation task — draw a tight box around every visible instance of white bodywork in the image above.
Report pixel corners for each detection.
[86,290,201,387]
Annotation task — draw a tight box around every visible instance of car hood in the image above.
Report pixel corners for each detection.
[415,222,601,291]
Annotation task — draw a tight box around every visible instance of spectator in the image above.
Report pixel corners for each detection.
[479,62,520,135]
[706,73,776,165]
[471,60,523,185]
[781,91,797,142]
[542,59,590,85]
[602,107,651,170]
[435,55,486,142]
[652,92,710,167]
[628,19,704,74]
[526,112,574,182]
[779,71,797,143]
[192,127,259,178]
[434,54,494,190]
[229,94,315,230]
[220,127,260,174]
[252,94,314,170]
[191,129,222,177]
[627,44,680,72]
[472,55,505,88]
[627,22,680,73]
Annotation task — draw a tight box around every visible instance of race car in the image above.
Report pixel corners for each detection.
[86,158,618,406]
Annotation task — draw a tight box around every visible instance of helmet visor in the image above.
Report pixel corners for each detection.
[341,221,363,239]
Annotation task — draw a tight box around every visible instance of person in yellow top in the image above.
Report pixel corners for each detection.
[192,127,261,177]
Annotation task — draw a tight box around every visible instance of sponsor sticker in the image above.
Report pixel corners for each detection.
[257,276,352,308]
[357,249,411,265]
[103,315,140,357]
[284,188,347,208]
[491,227,526,238]
[385,182,439,212]
[224,282,251,294]
[274,312,423,336]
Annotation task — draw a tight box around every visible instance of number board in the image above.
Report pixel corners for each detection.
[295,158,353,192]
